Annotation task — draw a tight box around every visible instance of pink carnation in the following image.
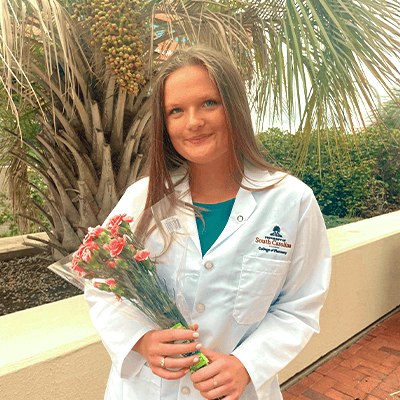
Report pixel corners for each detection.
[71,258,84,277]
[106,279,117,289]
[106,260,116,268]
[106,215,124,229]
[134,249,150,261]
[93,282,101,289]
[73,245,84,261]
[106,214,134,236]
[71,258,79,269]
[74,241,99,261]
[84,226,104,243]
[81,247,93,262]
[122,214,134,223]
[103,235,127,257]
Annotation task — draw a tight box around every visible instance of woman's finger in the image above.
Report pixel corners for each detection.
[156,327,200,343]
[137,329,201,356]
[150,353,206,380]
[190,323,199,331]
[158,340,202,357]
[198,376,228,400]
[190,348,250,399]
[133,328,204,379]
[159,353,202,371]
[193,373,225,392]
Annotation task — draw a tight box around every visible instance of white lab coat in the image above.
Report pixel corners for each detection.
[85,165,331,400]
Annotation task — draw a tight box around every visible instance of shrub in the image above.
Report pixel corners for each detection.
[257,126,400,218]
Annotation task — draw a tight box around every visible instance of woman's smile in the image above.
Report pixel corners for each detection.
[163,65,232,167]
[186,134,213,145]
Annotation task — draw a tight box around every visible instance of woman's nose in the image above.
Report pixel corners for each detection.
[186,110,205,130]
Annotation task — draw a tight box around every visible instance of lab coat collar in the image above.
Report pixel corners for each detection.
[211,164,286,253]
[170,163,284,257]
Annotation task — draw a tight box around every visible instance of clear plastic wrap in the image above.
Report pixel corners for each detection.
[48,194,210,372]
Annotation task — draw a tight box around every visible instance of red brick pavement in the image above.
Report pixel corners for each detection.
[283,312,400,400]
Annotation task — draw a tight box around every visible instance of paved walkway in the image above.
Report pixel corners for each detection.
[282,312,400,400]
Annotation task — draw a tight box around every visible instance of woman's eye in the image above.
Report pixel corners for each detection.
[170,108,183,114]
[204,100,218,107]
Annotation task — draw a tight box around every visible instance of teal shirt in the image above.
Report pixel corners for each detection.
[193,198,236,256]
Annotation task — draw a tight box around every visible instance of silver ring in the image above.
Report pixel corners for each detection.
[213,379,218,388]
[160,357,166,369]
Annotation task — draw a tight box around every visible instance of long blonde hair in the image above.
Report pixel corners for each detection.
[137,45,284,243]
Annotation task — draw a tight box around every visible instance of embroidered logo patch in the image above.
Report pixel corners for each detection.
[255,226,292,256]
[270,225,282,237]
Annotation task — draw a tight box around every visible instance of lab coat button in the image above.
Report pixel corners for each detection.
[181,386,190,396]
[236,215,244,222]
[204,260,214,270]
[195,303,205,313]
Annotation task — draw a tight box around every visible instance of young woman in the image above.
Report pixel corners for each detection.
[85,45,331,400]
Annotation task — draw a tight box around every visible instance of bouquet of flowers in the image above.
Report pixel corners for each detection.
[49,213,209,373]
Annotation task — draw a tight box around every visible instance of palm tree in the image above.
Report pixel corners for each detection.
[1,0,400,258]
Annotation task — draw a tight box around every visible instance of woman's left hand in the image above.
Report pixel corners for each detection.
[190,347,251,399]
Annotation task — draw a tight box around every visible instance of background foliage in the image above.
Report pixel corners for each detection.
[0,91,49,237]
[378,89,400,131]
[258,126,400,219]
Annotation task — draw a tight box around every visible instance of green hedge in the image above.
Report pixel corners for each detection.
[257,126,400,219]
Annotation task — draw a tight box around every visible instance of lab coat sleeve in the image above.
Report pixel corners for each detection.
[85,288,154,379]
[84,177,155,380]
[231,189,331,398]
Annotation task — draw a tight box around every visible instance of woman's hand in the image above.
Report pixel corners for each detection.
[190,347,251,400]
[132,324,202,380]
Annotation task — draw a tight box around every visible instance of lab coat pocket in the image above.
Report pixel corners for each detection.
[233,256,290,325]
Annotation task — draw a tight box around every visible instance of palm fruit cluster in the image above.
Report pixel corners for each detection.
[72,0,146,96]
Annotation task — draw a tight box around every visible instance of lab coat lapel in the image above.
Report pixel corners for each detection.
[171,164,280,256]
[173,172,202,256]
[212,165,278,249]
[212,187,257,249]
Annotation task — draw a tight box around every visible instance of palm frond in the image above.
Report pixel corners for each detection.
[253,0,400,169]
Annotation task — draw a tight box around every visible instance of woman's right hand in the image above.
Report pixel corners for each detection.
[132,324,202,380]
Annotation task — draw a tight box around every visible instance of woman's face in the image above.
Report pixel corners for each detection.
[163,65,232,168]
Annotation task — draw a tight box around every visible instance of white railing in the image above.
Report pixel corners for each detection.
[1,211,400,399]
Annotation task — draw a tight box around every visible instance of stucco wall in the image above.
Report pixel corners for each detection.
[0,296,109,400]
[1,211,400,399]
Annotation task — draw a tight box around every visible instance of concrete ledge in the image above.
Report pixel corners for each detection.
[0,232,49,261]
[0,296,110,400]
